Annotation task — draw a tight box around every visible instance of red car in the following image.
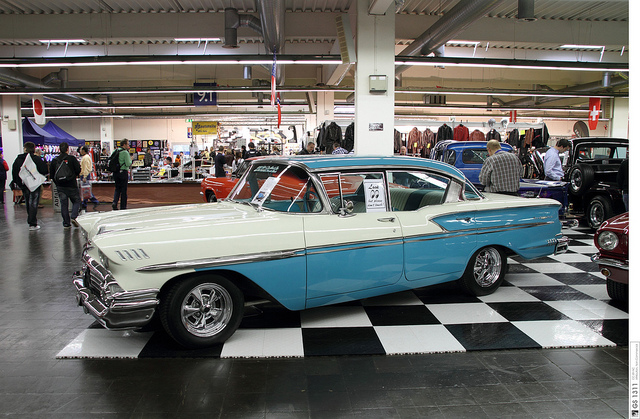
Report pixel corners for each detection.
[200,159,251,202]
[592,212,629,301]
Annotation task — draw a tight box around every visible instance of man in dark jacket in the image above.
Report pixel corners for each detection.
[12,141,49,230]
[214,146,226,178]
[50,142,82,229]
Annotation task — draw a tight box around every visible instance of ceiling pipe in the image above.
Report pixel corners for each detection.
[223,8,262,49]
[395,0,505,76]
[0,68,100,105]
[502,75,628,107]
[517,0,536,22]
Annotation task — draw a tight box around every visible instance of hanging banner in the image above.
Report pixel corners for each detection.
[588,98,601,130]
[32,95,45,125]
[193,83,217,106]
[276,93,281,128]
[192,121,218,135]
[270,52,277,107]
[510,110,517,123]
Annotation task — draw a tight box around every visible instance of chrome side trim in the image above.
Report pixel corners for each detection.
[136,249,306,272]
[306,239,403,256]
[404,221,554,244]
[591,253,628,270]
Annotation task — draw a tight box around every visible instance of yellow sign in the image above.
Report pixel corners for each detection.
[192,121,218,135]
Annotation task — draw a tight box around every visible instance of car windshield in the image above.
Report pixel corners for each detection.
[227,162,322,213]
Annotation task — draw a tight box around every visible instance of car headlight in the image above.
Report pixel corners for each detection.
[597,231,619,251]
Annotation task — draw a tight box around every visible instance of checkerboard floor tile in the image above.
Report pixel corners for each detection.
[57,227,628,359]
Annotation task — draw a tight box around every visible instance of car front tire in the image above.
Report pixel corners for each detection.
[587,196,613,230]
[207,191,217,202]
[606,278,628,302]
[160,275,244,348]
[459,246,506,296]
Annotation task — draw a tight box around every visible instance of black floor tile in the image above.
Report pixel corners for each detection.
[445,323,542,351]
[487,301,571,321]
[363,305,440,326]
[519,285,596,301]
[302,327,385,356]
[138,330,223,358]
[545,272,605,285]
[579,319,629,346]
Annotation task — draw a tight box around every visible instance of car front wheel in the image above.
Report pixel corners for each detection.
[207,191,217,202]
[606,278,628,302]
[459,246,506,296]
[160,275,244,348]
[587,196,613,230]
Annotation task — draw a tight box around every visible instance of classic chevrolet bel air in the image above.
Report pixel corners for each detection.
[73,156,569,348]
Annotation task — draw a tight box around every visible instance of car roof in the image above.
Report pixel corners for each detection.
[570,137,628,145]
[252,155,467,182]
[444,141,513,151]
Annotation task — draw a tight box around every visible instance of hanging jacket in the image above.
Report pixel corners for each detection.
[437,124,453,141]
[470,129,485,142]
[453,124,469,141]
[486,129,501,142]
[507,130,519,147]
[344,123,355,152]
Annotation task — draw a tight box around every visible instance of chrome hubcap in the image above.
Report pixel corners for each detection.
[589,203,604,227]
[181,283,233,337]
[473,248,502,288]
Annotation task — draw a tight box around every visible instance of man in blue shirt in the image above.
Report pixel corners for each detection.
[544,139,571,180]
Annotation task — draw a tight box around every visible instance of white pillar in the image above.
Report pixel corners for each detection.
[316,91,335,124]
[609,97,628,139]
[100,117,114,152]
[354,0,395,156]
[1,96,23,173]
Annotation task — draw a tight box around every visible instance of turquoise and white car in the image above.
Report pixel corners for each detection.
[73,155,569,348]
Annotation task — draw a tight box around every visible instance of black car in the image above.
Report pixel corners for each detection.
[529,137,628,229]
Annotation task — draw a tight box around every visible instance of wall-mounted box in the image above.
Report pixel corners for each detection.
[369,75,387,93]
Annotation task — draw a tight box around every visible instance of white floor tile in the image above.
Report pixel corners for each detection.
[571,245,599,254]
[545,300,628,320]
[374,325,466,354]
[478,287,540,303]
[56,329,152,359]
[570,284,610,300]
[505,273,564,287]
[361,290,424,306]
[549,253,594,263]
[513,320,616,348]
[221,328,304,358]
[426,303,508,325]
[522,263,584,274]
[300,306,372,328]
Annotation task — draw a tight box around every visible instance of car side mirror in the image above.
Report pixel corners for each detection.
[339,200,355,217]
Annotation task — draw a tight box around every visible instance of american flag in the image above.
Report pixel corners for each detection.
[270,51,276,107]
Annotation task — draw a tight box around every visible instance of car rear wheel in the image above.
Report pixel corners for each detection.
[459,246,506,296]
[587,196,613,230]
[568,164,594,195]
[606,278,628,302]
[160,275,244,348]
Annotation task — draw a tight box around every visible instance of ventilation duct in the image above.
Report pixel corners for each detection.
[0,68,99,106]
[517,0,536,22]
[396,0,505,76]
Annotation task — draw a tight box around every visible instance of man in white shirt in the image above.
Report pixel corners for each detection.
[544,139,571,181]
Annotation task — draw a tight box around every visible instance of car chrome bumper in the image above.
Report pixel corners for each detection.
[591,253,629,284]
[554,236,570,255]
[73,265,159,330]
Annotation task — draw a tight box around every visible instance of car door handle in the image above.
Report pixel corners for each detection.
[377,217,395,223]
[456,217,472,223]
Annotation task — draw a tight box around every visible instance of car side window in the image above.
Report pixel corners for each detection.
[320,172,385,214]
[387,171,449,211]
[444,150,456,165]
[462,149,487,164]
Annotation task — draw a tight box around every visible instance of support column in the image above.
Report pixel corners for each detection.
[1,96,23,173]
[316,91,335,125]
[609,97,628,138]
[100,117,114,153]
[354,0,395,156]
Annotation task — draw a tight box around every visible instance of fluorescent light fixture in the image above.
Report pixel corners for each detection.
[560,44,604,49]
[175,38,222,42]
[446,40,480,46]
[394,60,624,72]
[39,39,86,44]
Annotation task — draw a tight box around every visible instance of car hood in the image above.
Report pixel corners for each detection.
[77,202,306,270]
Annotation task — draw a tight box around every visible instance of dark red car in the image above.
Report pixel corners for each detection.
[592,212,628,301]
[200,159,251,202]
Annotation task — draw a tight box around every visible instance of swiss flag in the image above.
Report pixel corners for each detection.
[588,98,601,130]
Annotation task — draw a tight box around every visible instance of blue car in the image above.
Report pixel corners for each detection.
[431,140,571,220]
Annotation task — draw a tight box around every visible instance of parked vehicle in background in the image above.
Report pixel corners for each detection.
[200,159,251,202]
[592,212,628,302]
[431,140,571,220]
[530,137,628,229]
[73,155,568,348]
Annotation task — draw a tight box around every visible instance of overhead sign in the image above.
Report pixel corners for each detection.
[588,98,601,130]
[192,121,218,135]
[193,83,217,106]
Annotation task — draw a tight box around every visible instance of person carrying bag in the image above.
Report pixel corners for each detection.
[12,141,48,230]
[79,145,100,211]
